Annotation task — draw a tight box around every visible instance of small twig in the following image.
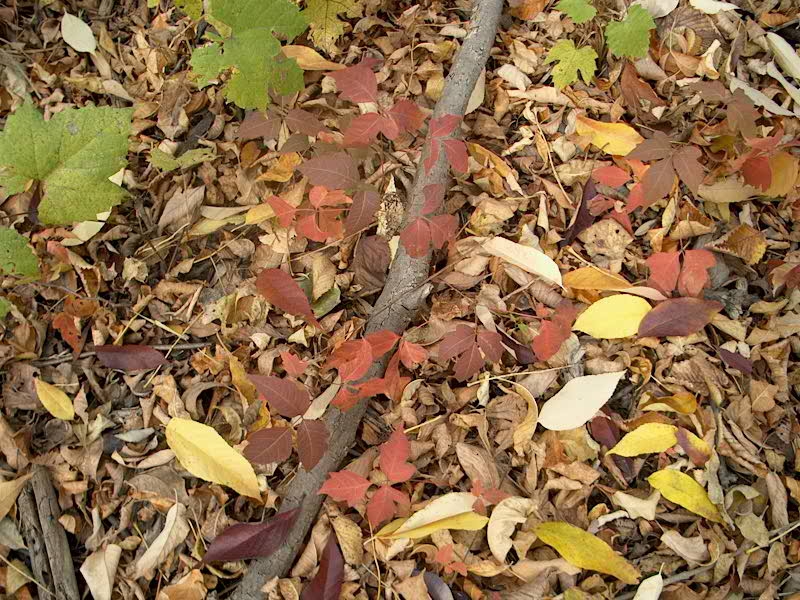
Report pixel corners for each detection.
[31,341,214,367]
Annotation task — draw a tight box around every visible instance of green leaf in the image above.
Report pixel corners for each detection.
[605,5,656,59]
[555,0,596,23]
[0,102,132,225]
[0,227,39,278]
[0,297,11,319]
[303,0,363,55]
[190,0,308,110]
[176,0,202,19]
[150,148,216,172]
[544,40,598,89]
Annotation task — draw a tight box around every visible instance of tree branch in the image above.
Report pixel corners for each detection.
[229,1,504,596]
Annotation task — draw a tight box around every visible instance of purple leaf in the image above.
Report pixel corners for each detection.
[94,345,168,371]
[718,347,753,375]
[424,571,455,600]
[300,532,344,600]
[345,189,379,235]
[204,508,299,562]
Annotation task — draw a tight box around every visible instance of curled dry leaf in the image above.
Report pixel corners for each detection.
[487,497,538,562]
[379,492,489,540]
[482,236,562,286]
[538,371,625,431]
[134,503,190,579]
[80,545,121,600]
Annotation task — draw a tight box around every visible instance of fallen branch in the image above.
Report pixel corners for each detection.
[229,1,504,596]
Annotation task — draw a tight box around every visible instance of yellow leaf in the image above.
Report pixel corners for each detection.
[764,151,798,197]
[563,266,632,290]
[575,116,643,156]
[608,423,678,456]
[282,45,345,70]
[229,355,257,404]
[640,391,697,414]
[534,521,640,584]
[166,418,260,498]
[379,492,489,540]
[245,203,276,225]
[0,474,32,522]
[34,379,75,420]
[648,469,722,522]
[573,294,652,339]
[258,152,303,183]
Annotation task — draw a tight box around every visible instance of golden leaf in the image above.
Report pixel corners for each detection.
[575,116,643,156]
[706,224,766,265]
[648,469,722,522]
[34,378,75,421]
[573,294,652,339]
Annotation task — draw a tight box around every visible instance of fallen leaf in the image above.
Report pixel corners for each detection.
[637,298,722,337]
[250,375,312,418]
[575,116,644,156]
[80,545,121,600]
[319,470,372,507]
[166,418,260,498]
[256,268,321,327]
[648,469,722,522]
[534,521,640,584]
[244,427,293,464]
[573,294,652,339]
[34,378,75,421]
[482,237,562,286]
[706,224,767,265]
[134,503,190,579]
[95,345,168,371]
[204,508,299,562]
[61,12,97,53]
[487,497,537,562]
[379,427,416,483]
[632,573,664,600]
[300,533,344,600]
[676,249,716,297]
[538,371,625,430]
[282,45,344,70]
[380,492,489,539]
[0,474,32,522]
[296,419,329,470]
[563,266,632,290]
[608,423,678,456]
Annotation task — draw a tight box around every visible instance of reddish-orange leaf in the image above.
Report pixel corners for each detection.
[343,113,387,146]
[387,99,426,135]
[296,419,329,470]
[398,340,427,369]
[319,470,371,507]
[382,352,411,401]
[427,214,458,251]
[256,268,320,327]
[443,138,468,173]
[365,330,400,358]
[244,427,293,465]
[379,427,416,483]
[249,375,311,418]
[367,485,410,527]
[325,339,373,382]
[638,298,723,337]
[399,217,431,258]
[677,249,716,297]
[532,301,578,362]
[430,114,461,138]
[281,351,309,377]
[266,195,296,227]
[328,60,378,103]
[592,165,631,187]
[646,251,680,295]
[742,155,772,191]
[53,313,82,352]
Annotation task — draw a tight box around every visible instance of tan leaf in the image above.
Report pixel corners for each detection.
[706,224,767,265]
[332,516,364,565]
[0,474,32,522]
[487,497,538,562]
[157,569,206,600]
[134,503,190,579]
[511,383,538,455]
[282,45,344,70]
[80,545,122,600]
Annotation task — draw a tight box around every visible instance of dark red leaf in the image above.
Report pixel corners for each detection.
[589,415,620,448]
[366,485,410,527]
[427,214,458,250]
[298,152,360,189]
[626,131,672,162]
[300,533,344,600]
[365,330,400,358]
[244,427,293,464]
[319,470,372,506]
[345,189,380,234]
[379,427,416,483]
[249,374,311,418]
[646,251,680,295]
[281,351,309,377]
[328,61,378,103]
[238,111,280,141]
[95,345,168,371]
[399,217,431,258]
[742,155,772,191]
[296,419,329,470]
[398,340,427,369]
[442,138,468,173]
[387,99,426,135]
[718,347,753,375]
[439,325,475,361]
[429,114,461,138]
[325,339,373,382]
[641,157,675,203]
[204,508,299,562]
[672,145,704,194]
[677,249,716,297]
[638,298,722,337]
[453,343,483,381]
[266,195,297,227]
[256,268,321,327]
[476,329,503,362]
[563,177,598,243]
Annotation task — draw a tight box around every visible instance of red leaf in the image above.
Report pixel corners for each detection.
[367,485,409,527]
[399,217,431,258]
[677,249,716,297]
[453,343,483,381]
[387,99,426,135]
[365,330,400,357]
[256,268,320,327]
[249,375,311,418]
[53,313,82,352]
[718,348,753,375]
[424,138,441,174]
[238,111,280,141]
[281,351,308,377]
[427,214,458,251]
[343,113,386,146]
[592,165,631,187]
[300,533,344,600]
[204,508,299,562]
[646,251,680,295]
[672,146,704,194]
[625,182,647,213]
[325,339,373,382]
[329,61,378,103]
[309,186,350,208]
[266,195,297,227]
[442,138,468,173]
[641,157,676,203]
[296,213,334,243]
[296,419,329,470]
[285,109,328,136]
[319,470,371,507]
[531,300,578,362]
[626,132,672,162]
[421,184,445,215]
[638,298,722,337]
[95,345,168,371]
[439,325,475,361]
[476,329,503,362]
[429,114,461,138]
[398,340,427,369]
[345,189,379,235]
[298,153,359,189]
[382,352,411,401]
[742,155,772,190]
[244,427,293,464]
[379,427,416,483]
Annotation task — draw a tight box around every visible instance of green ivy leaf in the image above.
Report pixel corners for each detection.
[176,0,202,19]
[0,227,39,278]
[544,40,598,89]
[150,148,216,172]
[303,0,363,56]
[555,0,596,24]
[606,5,656,59]
[190,0,308,110]
[0,297,11,319]
[0,102,132,225]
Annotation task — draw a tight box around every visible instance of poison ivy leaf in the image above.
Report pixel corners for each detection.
[296,419,329,470]
[0,228,39,277]
[367,485,410,527]
[379,428,416,483]
[605,5,655,59]
[303,0,362,56]
[298,152,360,189]
[189,0,307,110]
[281,351,309,377]
[532,300,579,361]
[0,102,132,224]
[555,0,596,22]
[328,60,379,103]
[204,508,299,562]
[646,251,680,295]
[544,40,598,89]
[244,427,293,464]
[249,374,311,418]
[677,249,716,297]
[319,470,372,507]
[300,533,344,600]
[256,268,321,327]
[727,90,760,138]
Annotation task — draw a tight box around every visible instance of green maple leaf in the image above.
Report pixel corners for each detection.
[190,0,308,110]
[544,40,598,89]
[0,102,132,225]
[555,0,596,24]
[605,5,656,59]
[303,0,363,56]
[0,227,38,277]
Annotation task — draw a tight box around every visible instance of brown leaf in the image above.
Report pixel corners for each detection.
[706,224,767,265]
[638,298,722,337]
[672,146,704,194]
[95,345,168,371]
[641,158,676,203]
[244,427,293,465]
[296,419,329,470]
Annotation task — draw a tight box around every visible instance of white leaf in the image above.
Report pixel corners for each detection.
[766,62,800,112]
[487,497,537,562]
[497,64,532,91]
[633,573,664,600]
[466,69,486,115]
[766,33,800,80]
[482,237,562,286]
[133,503,189,579]
[80,545,121,600]
[612,490,661,520]
[689,0,737,13]
[730,77,794,116]
[61,13,97,54]
[538,371,625,431]
[390,492,487,538]
[632,0,678,18]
